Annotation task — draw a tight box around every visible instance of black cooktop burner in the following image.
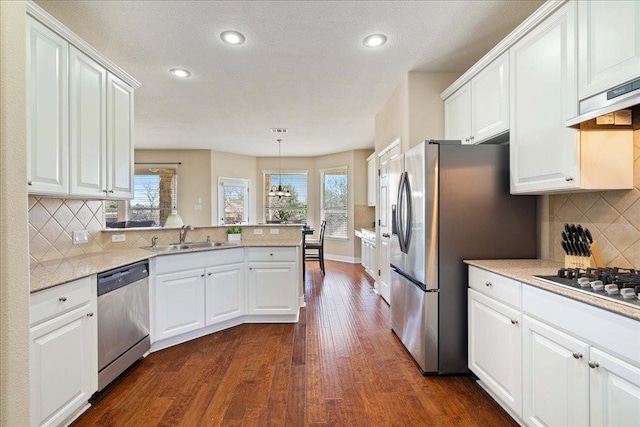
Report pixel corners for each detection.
[534,267,640,309]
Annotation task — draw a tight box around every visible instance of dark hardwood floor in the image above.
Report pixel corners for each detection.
[74,260,516,426]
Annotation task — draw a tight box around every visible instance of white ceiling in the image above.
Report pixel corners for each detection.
[36,0,544,157]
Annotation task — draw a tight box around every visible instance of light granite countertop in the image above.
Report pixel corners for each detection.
[465,259,639,321]
[31,239,302,293]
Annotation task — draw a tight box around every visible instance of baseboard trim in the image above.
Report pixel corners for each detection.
[323,254,359,264]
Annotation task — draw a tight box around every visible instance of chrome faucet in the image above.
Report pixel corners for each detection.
[151,235,159,248]
[179,225,191,244]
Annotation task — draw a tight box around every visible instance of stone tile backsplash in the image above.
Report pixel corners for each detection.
[547,132,640,268]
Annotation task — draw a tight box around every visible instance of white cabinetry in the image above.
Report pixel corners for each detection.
[367,153,376,207]
[26,16,69,196]
[247,248,298,316]
[30,276,97,427]
[578,0,640,100]
[509,2,579,194]
[26,5,137,199]
[154,268,206,341]
[205,263,245,325]
[360,229,377,281]
[522,315,589,427]
[468,288,522,417]
[589,347,640,427]
[69,47,107,198]
[445,52,509,144]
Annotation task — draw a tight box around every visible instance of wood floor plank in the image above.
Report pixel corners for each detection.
[73,260,517,427]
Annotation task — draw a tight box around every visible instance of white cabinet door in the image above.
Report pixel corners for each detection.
[361,238,366,268]
[248,262,298,315]
[106,73,134,199]
[471,52,509,144]
[367,154,376,207]
[444,83,471,143]
[589,347,640,427]
[26,16,69,196]
[578,0,640,100]
[69,47,107,198]
[378,238,390,304]
[510,2,579,194]
[205,263,245,325]
[522,315,589,427]
[30,306,96,427]
[468,289,522,417]
[155,269,205,340]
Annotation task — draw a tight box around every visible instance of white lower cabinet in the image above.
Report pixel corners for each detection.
[468,288,522,417]
[522,315,589,427]
[205,263,245,325]
[589,347,640,427]
[30,276,97,427]
[248,262,298,315]
[154,268,206,341]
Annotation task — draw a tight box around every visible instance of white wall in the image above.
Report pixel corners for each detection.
[0,0,31,423]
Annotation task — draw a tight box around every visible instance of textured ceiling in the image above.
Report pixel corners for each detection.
[35,0,544,157]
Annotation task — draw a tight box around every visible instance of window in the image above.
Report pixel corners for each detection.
[321,167,348,239]
[219,177,250,225]
[263,171,308,223]
[104,164,178,227]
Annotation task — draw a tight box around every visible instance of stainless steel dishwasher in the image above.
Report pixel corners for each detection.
[97,260,150,391]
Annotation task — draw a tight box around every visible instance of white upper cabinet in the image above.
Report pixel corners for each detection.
[26,16,69,196]
[578,0,640,100]
[367,153,376,207]
[444,83,471,142]
[510,2,580,194]
[26,3,138,199]
[470,52,509,143]
[444,52,509,145]
[107,73,134,199]
[69,47,107,198]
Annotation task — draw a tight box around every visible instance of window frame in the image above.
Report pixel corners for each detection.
[218,177,251,225]
[320,166,349,240]
[262,170,309,223]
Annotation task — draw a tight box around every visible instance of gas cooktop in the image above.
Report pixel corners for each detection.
[534,267,640,309]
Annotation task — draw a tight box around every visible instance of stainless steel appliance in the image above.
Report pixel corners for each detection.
[97,260,150,391]
[535,268,640,309]
[389,140,537,374]
[567,76,640,126]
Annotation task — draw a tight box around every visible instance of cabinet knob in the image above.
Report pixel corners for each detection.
[510,319,518,325]
[200,274,205,278]
[382,233,390,238]
[565,177,574,182]
[109,190,114,193]
[59,297,67,302]
[572,352,583,359]
[270,253,273,256]
[485,281,492,287]
[464,138,470,143]
[103,189,108,193]
[588,360,599,369]
[27,180,33,186]
[470,136,475,142]
[86,312,94,317]
[208,272,212,276]
[249,267,253,270]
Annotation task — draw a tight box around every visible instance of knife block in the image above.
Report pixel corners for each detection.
[564,241,605,269]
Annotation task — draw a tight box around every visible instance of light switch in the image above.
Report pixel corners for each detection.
[270,228,279,235]
[111,234,126,242]
[72,230,90,244]
[254,228,263,235]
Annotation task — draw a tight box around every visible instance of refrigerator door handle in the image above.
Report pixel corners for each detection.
[391,204,398,235]
[402,171,412,252]
[396,173,406,253]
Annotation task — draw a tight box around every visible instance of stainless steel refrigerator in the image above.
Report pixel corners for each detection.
[389,140,537,374]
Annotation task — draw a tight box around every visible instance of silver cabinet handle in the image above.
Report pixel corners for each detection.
[572,352,583,359]
[382,233,390,238]
[28,180,33,186]
[59,297,67,302]
[565,177,574,182]
[485,281,492,287]
[588,361,599,369]
[86,312,94,317]
[510,319,518,325]
[109,190,114,193]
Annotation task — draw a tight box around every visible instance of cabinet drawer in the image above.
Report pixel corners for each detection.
[155,248,244,274]
[469,266,521,309]
[247,247,297,262]
[30,275,94,326]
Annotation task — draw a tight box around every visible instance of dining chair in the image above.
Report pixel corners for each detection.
[305,220,326,275]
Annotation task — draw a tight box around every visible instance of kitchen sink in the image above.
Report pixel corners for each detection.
[143,241,232,252]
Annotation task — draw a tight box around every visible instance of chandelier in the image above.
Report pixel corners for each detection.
[268,139,291,198]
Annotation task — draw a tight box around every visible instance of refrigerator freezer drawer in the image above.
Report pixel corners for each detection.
[390,270,439,373]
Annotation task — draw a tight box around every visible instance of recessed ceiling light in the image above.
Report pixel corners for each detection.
[220,30,246,45]
[363,34,387,48]
[169,68,192,78]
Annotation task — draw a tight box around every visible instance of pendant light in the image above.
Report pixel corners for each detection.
[269,139,292,198]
